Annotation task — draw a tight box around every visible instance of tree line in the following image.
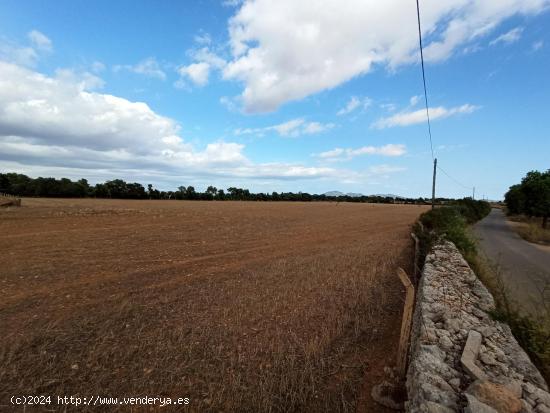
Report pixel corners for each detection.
[1,172,440,204]
[505,169,550,228]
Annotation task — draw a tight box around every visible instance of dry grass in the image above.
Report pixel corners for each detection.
[0,199,425,412]
[508,215,550,246]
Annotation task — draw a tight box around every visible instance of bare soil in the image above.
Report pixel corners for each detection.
[0,199,426,412]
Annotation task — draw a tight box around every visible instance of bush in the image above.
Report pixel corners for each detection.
[454,198,492,224]
[417,205,477,255]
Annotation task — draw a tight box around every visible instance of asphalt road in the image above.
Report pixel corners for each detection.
[474,208,550,316]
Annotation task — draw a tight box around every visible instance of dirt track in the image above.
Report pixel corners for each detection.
[0,199,426,412]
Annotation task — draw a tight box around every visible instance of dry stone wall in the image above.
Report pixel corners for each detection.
[406,241,549,413]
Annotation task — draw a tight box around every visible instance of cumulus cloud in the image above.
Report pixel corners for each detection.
[337,96,372,116]
[235,118,335,138]
[489,27,524,46]
[316,144,406,161]
[0,61,180,152]
[176,47,226,88]
[177,62,210,86]
[0,61,355,185]
[372,104,479,129]
[221,0,549,112]
[191,47,227,69]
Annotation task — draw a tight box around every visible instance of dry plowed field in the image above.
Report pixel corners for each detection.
[0,199,426,412]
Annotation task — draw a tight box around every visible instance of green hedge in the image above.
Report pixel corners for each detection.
[415,198,491,258]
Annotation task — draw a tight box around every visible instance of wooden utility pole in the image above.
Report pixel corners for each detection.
[431,158,437,209]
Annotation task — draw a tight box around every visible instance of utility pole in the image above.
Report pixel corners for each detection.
[472,187,475,200]
[431,158,437,209]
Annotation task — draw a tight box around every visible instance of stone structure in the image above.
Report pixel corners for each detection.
[406,241,549,413]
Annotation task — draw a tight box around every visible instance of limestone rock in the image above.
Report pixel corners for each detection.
[533,388,550,406]
[464,394,498,413]
[421,401,456,413]
[535,403,550,413]
[479,352,497,366]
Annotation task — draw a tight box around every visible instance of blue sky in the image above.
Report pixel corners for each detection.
[0,0,549,199]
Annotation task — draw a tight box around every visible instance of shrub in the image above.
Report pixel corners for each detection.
[417,205,478,256]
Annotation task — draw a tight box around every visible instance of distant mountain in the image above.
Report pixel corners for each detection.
[323,191,364,197]
[323,191,345,197]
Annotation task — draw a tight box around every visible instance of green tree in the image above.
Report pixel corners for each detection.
[186,186,196,200]
[505,170,550,228]
[504,184,525,215]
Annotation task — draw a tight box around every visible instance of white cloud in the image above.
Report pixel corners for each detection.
[177,62,210,86]
[0,43,38,66]
[220,96,238,112]
[337,96,372,116]
[194,31,212,45]
[302,121,334,134]
[462,43,483,55]
[27,30,53,52]
[176,48,227,88]
[316,144,406,161]
[409,95,422,107]
[54,68,105,91]
[489,27,524,46]
[372,104,479,129]
[0,61,353,185]
[0,61,178,152]
[274,118,305,136]
[222,0,243,7]
[191,47,227,69]
[368,164,406,175]
[114,57,166,80]
[380,103,397,112]
[221,0,549,113]
[532,40,544,51]
[91,61,106,73]
[235,118,335,138]
[0,30,53,67]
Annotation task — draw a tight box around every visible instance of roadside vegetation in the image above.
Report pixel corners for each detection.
[474,254,550,382]
[413,197,550,382]
[413,198,491,265]
[505,169,550,230]
[508,215,550,245]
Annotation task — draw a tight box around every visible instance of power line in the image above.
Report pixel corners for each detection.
[415,0,434,161]
[415,0,478,201]
[437,165,472,190]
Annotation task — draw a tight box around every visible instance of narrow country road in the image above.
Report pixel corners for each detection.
[474,208,550,316]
